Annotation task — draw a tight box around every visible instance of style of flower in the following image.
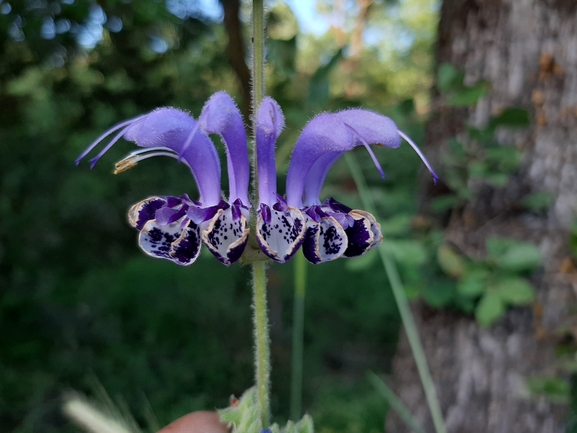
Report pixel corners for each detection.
[77,92,436,266]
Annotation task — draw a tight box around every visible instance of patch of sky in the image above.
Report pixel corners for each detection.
[55,18,71,34]
[77,4,106,48]
[1,3,11,14]
[41,18,56,39]
[284,0,329,36]
[8,15,24,42]
[49,49,66,68]
[106,16,123,33]
[150,35,169,54]
[283,0,429,59]
[166,0,223,21]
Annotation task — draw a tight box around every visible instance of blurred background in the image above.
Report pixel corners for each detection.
[1,0,576,432]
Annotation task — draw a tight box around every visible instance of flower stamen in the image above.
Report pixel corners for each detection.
[114,148,190,174]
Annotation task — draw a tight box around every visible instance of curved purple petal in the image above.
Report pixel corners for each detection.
[124,108,222,206]
[256,97,285,206]
[286,109,435,208]
[198,92,250,205]
[286,114,346,208]
[334,109,400,148]
[302,152,342,206]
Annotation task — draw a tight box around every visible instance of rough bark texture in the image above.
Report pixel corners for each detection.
[387,1,577,432]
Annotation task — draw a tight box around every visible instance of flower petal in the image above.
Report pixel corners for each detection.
[302,216,348,264]
[334,109,400,148]
[286,111,399,208]
[198,92,250,205]
[126,108,223,206]
[342,212,374,258]
[128,196,167,230]
[139,219,201,266]
[256,204,306,263]
[170,224,203,266]
[286,114,344,208]
[256,97,285,206]
[201,205,249,266]
[351,209,382,248]
[286,109,436,208]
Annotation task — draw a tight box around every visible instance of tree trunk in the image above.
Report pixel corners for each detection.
[387,1,577,432]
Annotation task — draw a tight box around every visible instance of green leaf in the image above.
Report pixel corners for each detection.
[486,238,541,272]
[431,195,459,212]
[454,295,477,314]
[404,284,421,300]
[468,162,488,177]
[447,83,488,107]
[394,99,416,117]
[437,62,464,93]
[437,244,466,278]
[293,414,314,433]
[7,67,45,96]
[386,240,427,267]
[422,280,457,308]
[526,376,570,403]
[484,147,521,172]
[486,237,515,258]
[482,173,509,187]
[379,214,412,236]
[522,192,552,211]
[307,49,343,110]
[493,277,535,305]
[499,244,541,272]
[476,292,505,326]
[489,108,530,129]
[268,414,314,433]
[218,388,261,433]
[457,267,489,297]
[468,126,498,145]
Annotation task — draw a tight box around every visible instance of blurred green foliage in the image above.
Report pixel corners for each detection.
[433,63,540,212]
[1,0,439,432]
[435,238,540,326]
[392,62,544,326]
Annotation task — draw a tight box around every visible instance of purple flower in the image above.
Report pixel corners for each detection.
[258,105,438,265]
[77,91,250,266]
[255,98,307,264]
[78,92,436,266]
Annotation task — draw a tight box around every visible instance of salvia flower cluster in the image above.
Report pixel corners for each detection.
[77,91,437,266]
